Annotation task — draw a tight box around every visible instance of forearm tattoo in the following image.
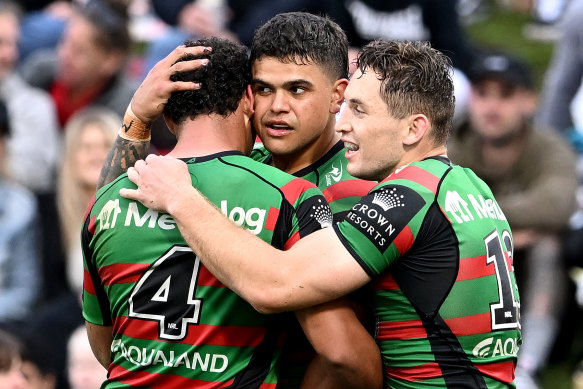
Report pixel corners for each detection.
[97,136,150,189]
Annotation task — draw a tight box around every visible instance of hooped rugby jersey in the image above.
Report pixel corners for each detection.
[252,140,376,223]
[82,151,333,389]
[252,140,377,388]
[335,156,521,389]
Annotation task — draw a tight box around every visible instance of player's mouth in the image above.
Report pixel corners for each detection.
[265,121,293,137]
[343,141,359,159]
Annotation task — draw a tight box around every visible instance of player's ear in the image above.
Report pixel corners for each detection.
[330,78,349,114]
[243,85,255,117]
[403,114,429,146]
[163,113,177,136]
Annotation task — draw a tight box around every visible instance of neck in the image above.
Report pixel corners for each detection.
[167,114,248,158]
[477,125,527,172]
[271,128,340,174]
[391,144,448,177]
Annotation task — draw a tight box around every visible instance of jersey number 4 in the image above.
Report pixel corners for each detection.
[485,230,520,330]
[128,246,203,340]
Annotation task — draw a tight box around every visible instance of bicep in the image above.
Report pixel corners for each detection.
[85,322,113,369]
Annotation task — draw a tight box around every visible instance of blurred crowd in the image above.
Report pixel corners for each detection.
[0,0,582,388]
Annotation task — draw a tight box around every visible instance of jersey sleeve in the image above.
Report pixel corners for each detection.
[81,206,113,326]
[334,184,427,277]
[281,178,333,250]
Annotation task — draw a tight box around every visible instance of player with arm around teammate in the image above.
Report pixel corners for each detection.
[97,12,380,389]
[83,38,381,388]
[123,40,522,388]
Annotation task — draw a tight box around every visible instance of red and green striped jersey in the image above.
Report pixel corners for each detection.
[81,151,333,389]
[251,140,376,223]
[252,141,377,388]
[334,156,521,388]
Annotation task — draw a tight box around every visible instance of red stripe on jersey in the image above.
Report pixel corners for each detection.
[83,268,97,295]
[377,320,427,340]
[386,166,440,194]
[475,361,516,383]
[114,316,267,347]
[385,362,443,381]
[371,273,399,290]
[100,263,149,286]
[84,194,97,221]
[393,225,414,255]
[284,231,300,250]
[88,215,97,236]
[456,255,492,281]
[444,312,492,337]
[457,253,513,282]
[99,262,226,288]
[280,178,315,205]
[322,179,376,202]
[110,363,235,389]
[264,206,279,232]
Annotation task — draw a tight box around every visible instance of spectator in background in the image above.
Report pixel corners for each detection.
[66,326,106,389]
[0,97,41,326]
[319,0,476,124]
[0,1,61,304]
[0,329,25,389]
[19,333,58,389]
[18,107,119,389]
[536,0,583,150]
[448,51,578,389]
[17,0,73,64]
[58,107,119,294]
[0,0,59,194]
[20,0,137,128]
[144,0,326,77]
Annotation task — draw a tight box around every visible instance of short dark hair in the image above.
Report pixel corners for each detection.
[21,333,58,377]
[0,98,10,138]
[356,40,455,145]
[250,12,348,81]
[78,0,131,54]
[164,37,251,125]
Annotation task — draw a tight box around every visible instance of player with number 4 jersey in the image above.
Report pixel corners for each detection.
[82,152,332,388]
[115,40,522,388]
[80,37,343,389]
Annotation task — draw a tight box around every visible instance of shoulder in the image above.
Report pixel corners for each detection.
[381,159,451,198]
[528,126,577,162]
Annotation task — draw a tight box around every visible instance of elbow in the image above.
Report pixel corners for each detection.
[245,287,294,315]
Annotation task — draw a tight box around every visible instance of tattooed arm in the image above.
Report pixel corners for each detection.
[97,135,151,189]
[97,45,210,189]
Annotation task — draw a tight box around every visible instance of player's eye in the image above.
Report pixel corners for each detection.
[253,85,272,95]
[290,86,306,95]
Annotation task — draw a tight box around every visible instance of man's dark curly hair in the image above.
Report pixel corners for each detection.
[356,40,455,145]
[164,37,251,126]
[250,12,348,81]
